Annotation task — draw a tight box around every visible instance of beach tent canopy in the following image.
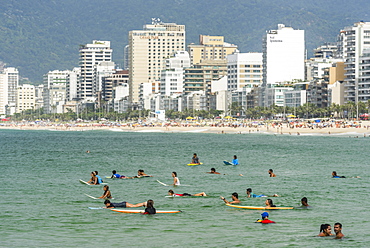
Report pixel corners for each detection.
[224,116,232,119]
[287,114,296,118]
[186,116,195,120]
[360,113,369,117]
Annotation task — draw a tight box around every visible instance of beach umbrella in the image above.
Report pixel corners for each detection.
[287,114,296,118]
[360,113,369,117]
[186,116,194,120]
[224,116,232,119]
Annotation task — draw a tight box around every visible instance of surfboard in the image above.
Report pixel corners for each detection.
[84,193,99,199]
[79,179,107,185]
[223,161,233,165]
[111,209,182,214]
[88,207,105,209]
[156,180,169,186]
[187,163,203,166]
[226,204,294,210]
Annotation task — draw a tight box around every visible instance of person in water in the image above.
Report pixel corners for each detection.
[87,171,97,184]
[332,171,345,178]
[246,188,279,198]
[94,171,103,184]
[191,153,200,165]
[232,155,239,165]
[111,170,127,179]
[268,169,276,177]
[103,199,147,208]
[172,171,180,186]
[265,199,276,208]
[98,185,112,199]
[135,169,152,178]
[220,192,241,204]
[255,212,275,224]
[143,200,156,215]
[207,168,221,174]
[334,222,344,239]
[168,189,207,197]
[318,224,334,236]
[301,197,310,207]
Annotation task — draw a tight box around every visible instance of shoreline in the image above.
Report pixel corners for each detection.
[1,122,370,136]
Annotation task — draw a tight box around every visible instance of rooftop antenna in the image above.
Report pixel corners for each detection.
[151,18,161,25]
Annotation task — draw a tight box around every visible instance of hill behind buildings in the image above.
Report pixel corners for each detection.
[1,0,369,83]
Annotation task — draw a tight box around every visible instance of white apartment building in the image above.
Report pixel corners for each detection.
[78,40,112,101]
[66,67,80,101]
[16,84,35,113]
[263,24,305,86]
[43,70,70,113]
[0,67,19,115]
[227,52,263,92]
[339,22,370,103]
[129,20,185,104]
[305,58,344,81]
[93,61,115,94]
[160,51,190,96]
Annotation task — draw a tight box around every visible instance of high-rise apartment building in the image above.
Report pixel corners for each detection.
[0,67,19,115]
[227,52,263,92]
[160,51,190,96]
[128,20,185,104]
[188,35,238,65]
[16,84,35,113]
[43,70,70,114]
[339,22,370,103]
[263,24,305,86]
[78,40,112,101]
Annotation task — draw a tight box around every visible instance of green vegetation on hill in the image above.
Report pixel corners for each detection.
[0,0,368,83]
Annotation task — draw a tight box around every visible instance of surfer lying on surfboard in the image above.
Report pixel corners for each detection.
[103,199,148,208]
[246,188,279,198]
[168,189,207,197]
[220,192,241,204]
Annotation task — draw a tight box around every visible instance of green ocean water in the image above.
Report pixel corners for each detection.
[0,129,369,247]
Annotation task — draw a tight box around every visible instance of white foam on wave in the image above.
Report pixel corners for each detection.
[109,128,126,132]
[135,129,164,132]
[182,129,208,133]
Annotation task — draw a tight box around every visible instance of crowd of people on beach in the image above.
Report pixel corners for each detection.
[82,152,347,239]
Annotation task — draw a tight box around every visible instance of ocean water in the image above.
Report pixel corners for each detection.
[0,129,369,247]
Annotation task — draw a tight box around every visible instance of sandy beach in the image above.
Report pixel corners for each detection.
[1,120,370,136]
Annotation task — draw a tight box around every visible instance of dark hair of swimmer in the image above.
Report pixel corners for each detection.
[332,171,337,176]
[301,197,307,203]
[168,190,174,194]
[267,198,273,205]
[269,169,273,172]
[211,168,216,172]
[335,222,342,228]
[320,224,330,232]
[234,155,237,159]
[232,192,239,198]
[146,199,154,208]
[104,200,111,204]
[112,170,117,174]
[246,188,252,193]
[95,171,99,175]
[172,171,177,177]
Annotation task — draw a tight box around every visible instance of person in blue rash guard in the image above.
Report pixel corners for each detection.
[232,155,239,165]
[246,188,279,198]
[111,170,121,178]
[95,171,103,184]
